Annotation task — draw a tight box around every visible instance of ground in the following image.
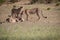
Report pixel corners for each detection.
[0,3,60,40]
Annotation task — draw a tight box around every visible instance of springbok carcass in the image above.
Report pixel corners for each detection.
[6,15,24,23]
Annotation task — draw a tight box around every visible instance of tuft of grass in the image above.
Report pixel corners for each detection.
[47,8,51,10]
[55,3,60,6]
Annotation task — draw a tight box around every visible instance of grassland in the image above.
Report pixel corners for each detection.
[0,3,60,40]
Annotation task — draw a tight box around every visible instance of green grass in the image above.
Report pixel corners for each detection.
[0,23,60,40]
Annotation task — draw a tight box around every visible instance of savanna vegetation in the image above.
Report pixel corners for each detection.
[0,0,60,40]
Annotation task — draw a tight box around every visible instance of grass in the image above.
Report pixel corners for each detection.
[0,22,60,40]
[0,3,60,40]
